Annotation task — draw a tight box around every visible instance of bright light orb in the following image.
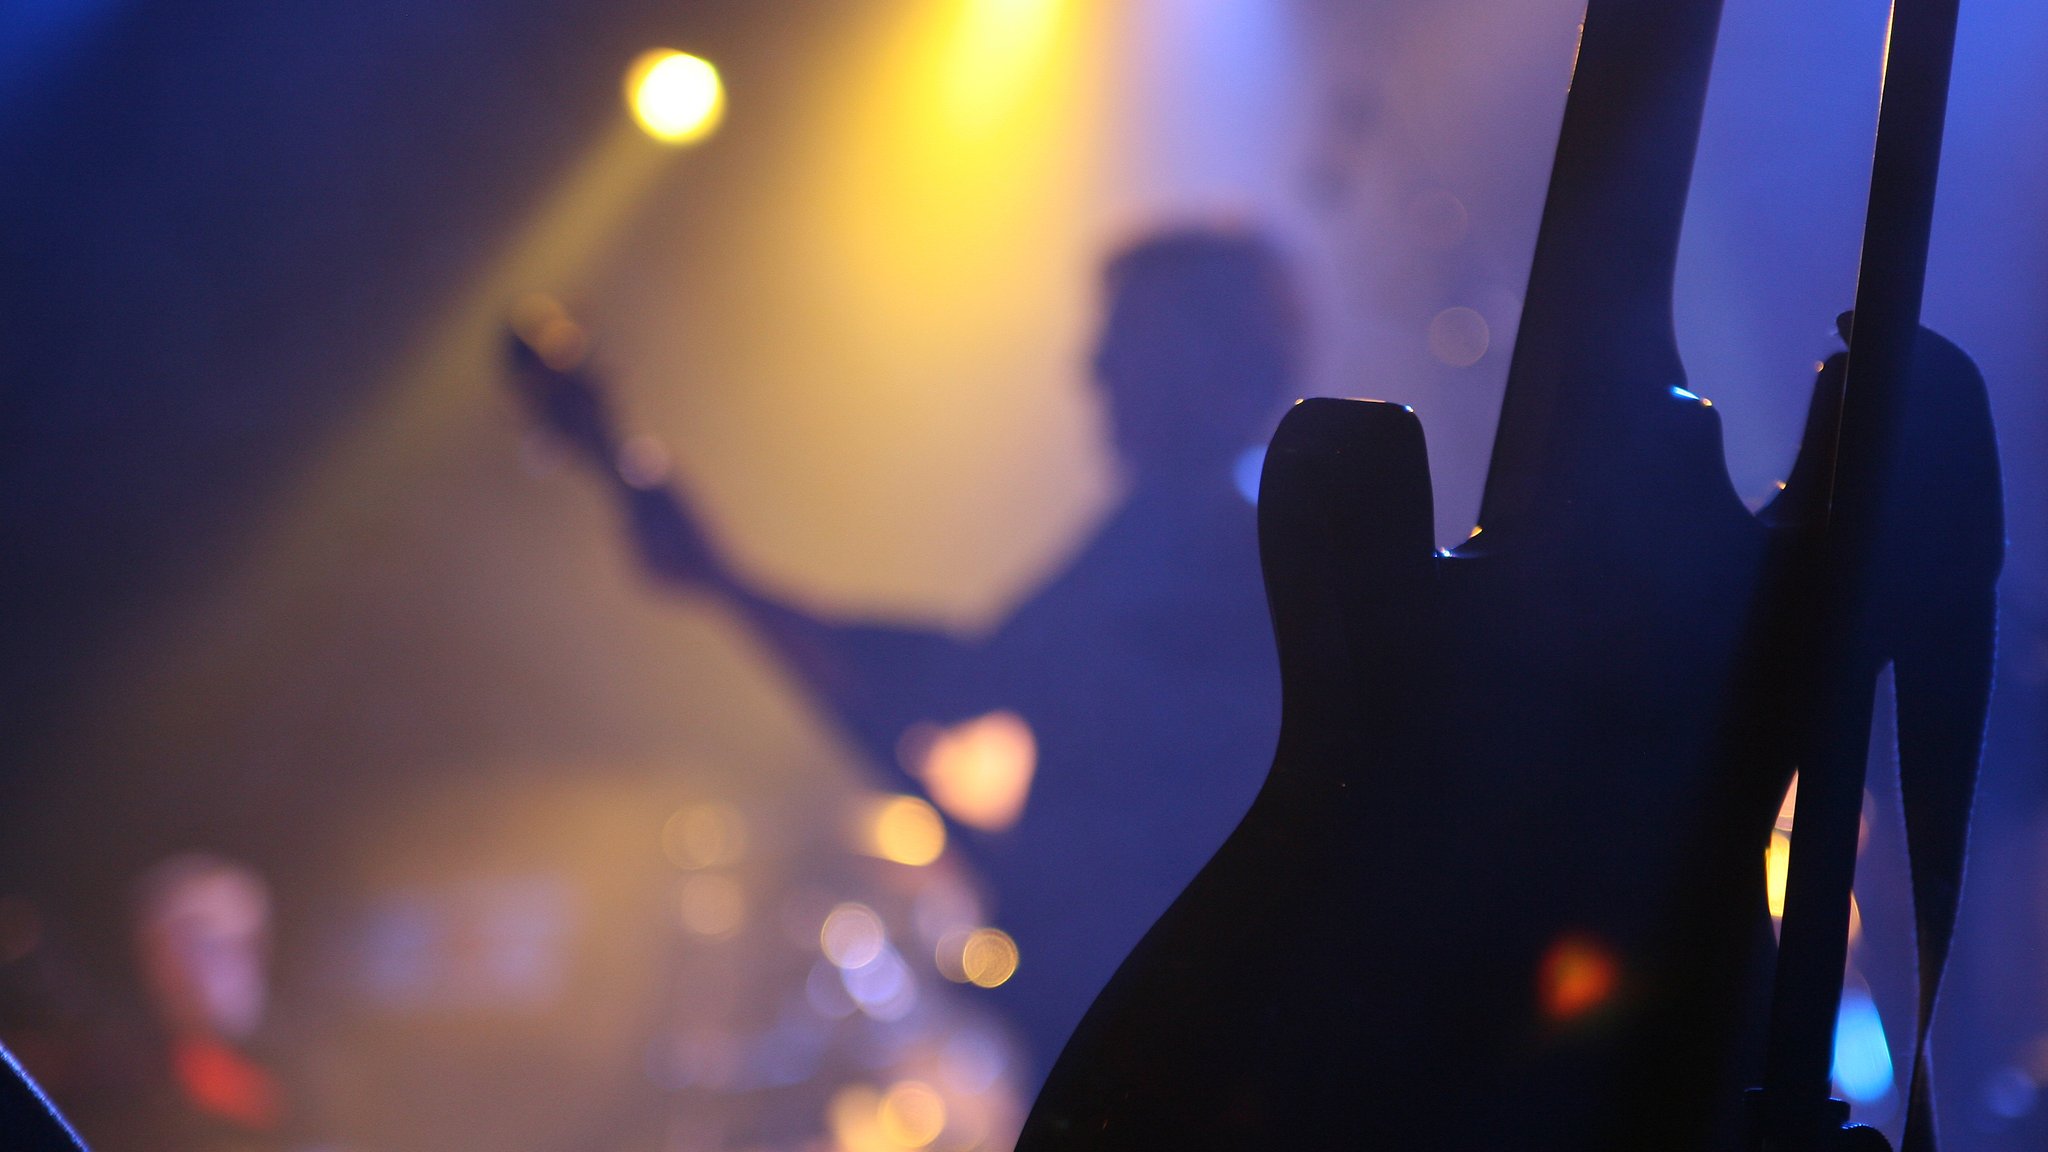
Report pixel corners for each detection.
[865,795,947,866]
[820,903,886,970]
[900,711,1035,833]
[626,49,724,144]
[960,928,1019,989]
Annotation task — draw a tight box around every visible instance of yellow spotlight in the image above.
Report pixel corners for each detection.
[625,49,724,144]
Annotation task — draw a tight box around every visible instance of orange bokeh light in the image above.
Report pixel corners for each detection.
[1538,933,1619,1023]
[899,709,1036,832]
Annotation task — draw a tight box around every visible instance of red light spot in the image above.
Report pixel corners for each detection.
[1538,933,1619,1023]
[172,1036,283,1131]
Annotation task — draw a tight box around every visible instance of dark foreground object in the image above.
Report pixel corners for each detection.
[1017,0,2000,1149]
[2,1044,86,1151]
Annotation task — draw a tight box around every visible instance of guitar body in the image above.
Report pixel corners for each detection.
[1020,1,1813,1147]
[1017,393,1786,1151]
[1020,0,2004,1143]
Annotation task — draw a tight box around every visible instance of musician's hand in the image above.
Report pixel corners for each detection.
[505,299,618,470]
[504,297,738,593]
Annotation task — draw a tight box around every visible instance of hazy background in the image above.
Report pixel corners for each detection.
[2,1,2044,1149]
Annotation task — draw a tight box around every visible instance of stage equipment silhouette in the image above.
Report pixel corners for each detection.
[1010,1,1996,1150]
[508,228,1297,1083]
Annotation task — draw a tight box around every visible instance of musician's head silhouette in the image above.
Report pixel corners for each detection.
[1092,226,1300,480]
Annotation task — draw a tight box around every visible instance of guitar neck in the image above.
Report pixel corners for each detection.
[1829,0,1961,535]
[1479,0,1727,530]
[1762,0,1965,1115]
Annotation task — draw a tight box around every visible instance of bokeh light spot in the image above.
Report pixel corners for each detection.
[662,801,749,870]
[625,49,725,144]
[617,434,674,490]
[879,1079,948,1147]
[899,711,1036,833]
[1538,932,1618,1022]
[677,874,746,938]
[821,902,886,969]
[1428,306,1490,367]
[828,1084,886,1152]
[960,927,1019,988]
[865,795,947,866]
[841,945,919,1021]
[508,293,590,371]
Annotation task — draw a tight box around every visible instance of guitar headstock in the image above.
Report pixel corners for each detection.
[505,293,619,471]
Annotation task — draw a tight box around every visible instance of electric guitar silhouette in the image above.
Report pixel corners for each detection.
[502,1,1999,1147]
[1015,1,1998,1150]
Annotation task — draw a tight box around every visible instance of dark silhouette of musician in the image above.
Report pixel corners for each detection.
[510,226,1299,1082]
